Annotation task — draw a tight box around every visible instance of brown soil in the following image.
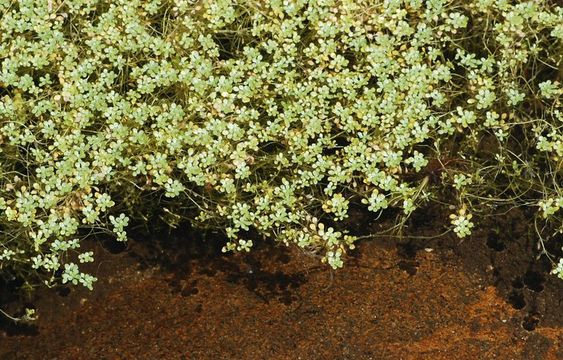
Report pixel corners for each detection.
[0,207,562,359]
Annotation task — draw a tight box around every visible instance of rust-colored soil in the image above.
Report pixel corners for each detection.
[1,209,562,359]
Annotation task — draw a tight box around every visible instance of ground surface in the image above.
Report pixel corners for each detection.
[0,208,562,359]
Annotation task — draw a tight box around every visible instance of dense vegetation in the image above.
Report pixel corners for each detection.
[0,0,561,303]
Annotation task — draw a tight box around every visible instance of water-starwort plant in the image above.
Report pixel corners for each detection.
[0,0,562,306]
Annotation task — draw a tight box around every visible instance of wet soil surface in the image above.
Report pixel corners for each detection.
[0,208,562,359]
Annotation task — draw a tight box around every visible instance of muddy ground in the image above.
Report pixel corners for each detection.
[0,207,561,359]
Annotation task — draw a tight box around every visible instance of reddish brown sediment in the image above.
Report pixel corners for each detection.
[1,213,561,360]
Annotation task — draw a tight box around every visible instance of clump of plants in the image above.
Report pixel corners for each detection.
[0,0,561,304]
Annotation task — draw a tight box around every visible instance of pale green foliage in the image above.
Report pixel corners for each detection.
[449,207,474,239]
[0,0,562,291]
